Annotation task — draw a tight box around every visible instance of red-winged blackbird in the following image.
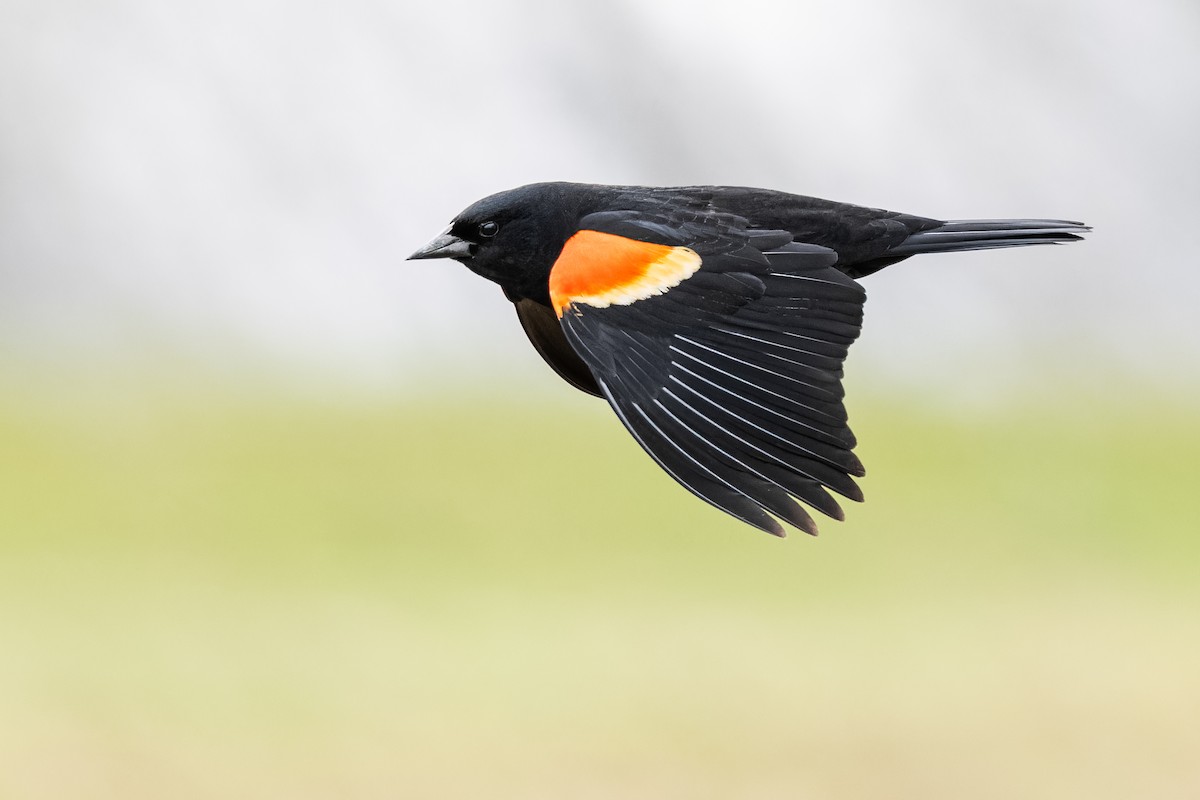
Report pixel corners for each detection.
[410,183,1087,536]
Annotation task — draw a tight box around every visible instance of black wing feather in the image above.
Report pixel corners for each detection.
[557,208,867,536]
[602,383,790,536]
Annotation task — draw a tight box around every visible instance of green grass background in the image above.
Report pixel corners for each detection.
[2,371,1198,799]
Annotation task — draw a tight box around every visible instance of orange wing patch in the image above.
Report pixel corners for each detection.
[549,230,702,317]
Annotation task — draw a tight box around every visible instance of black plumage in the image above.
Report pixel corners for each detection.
[410,182,1088,536]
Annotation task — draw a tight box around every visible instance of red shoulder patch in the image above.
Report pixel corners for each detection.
[549,230,702,317]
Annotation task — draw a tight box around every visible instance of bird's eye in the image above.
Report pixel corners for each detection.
[479,221,499,238]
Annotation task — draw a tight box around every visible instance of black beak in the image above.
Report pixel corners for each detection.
[408,231,473,261]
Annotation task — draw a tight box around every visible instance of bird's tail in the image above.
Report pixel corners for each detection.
[888,219,1090,257]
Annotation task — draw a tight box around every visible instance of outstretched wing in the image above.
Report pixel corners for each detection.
[551,206,867,536]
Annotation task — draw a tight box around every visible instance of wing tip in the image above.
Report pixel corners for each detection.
[787,508,820,537]
[837,480,866,504]
[745,515,788,537]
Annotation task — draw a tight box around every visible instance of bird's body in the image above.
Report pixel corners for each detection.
[411,182,1087,536]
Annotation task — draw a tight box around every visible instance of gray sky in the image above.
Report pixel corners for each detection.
[2,0,1197,396]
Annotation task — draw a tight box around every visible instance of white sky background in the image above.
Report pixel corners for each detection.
[2,0,1197,398]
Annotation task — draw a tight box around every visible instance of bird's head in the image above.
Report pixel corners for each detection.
[409,182,590,304]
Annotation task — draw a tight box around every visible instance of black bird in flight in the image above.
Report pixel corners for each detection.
[410,183,1087,536]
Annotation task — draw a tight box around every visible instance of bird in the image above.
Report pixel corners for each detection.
[409,182,1087,537]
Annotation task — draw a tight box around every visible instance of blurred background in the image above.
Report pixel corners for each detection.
[2,0,1198,797]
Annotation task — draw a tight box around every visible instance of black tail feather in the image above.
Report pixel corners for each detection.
[888,219,1090,257]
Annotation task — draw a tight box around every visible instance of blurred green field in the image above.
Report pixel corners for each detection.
[1,373,1198,799]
